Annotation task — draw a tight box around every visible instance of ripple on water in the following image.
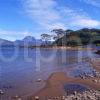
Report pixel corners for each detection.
[67,62,95,77]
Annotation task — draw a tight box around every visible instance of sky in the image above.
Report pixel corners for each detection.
[0,0,100,41]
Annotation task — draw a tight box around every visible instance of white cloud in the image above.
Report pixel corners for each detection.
[0,29,32,41]
[80,0,100,7]
[40,22,66,30]
[22,0,66,30]
[22,0,100,30]
[72,19,100,27]
[59,7,100,28]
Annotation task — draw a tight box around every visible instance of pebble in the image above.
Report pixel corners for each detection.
[0,89,4,95]
[45,90,100,100]
[35,96,39,100]
[36,79,42,82]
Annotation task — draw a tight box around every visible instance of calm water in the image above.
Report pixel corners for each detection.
[64,83,88,94]
[0,46,99,100]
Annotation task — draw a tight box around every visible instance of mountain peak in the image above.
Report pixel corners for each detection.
[23,36,35,42]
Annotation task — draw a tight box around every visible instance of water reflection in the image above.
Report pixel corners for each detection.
[0,47,99,99]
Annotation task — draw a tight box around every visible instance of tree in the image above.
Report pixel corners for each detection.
[51,29,65,40]
[65,29,74,35]
[41,33,51,46]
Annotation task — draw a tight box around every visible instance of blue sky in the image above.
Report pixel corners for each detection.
[0,0,100,40]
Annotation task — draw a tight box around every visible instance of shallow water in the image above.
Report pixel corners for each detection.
[0,46,99,100]
[64,83,88,94]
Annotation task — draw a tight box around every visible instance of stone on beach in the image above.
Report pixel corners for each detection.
[0,89,4,95]
[11,95,22,100]
[36,79,42,82]
[35,96,39,100]
[31,71,100,99]
[58,90,100,100]
[31,57,100,100]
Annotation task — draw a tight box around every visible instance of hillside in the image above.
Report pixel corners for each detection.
[53,28,100,46]
[15,36,42,46]
[0,38,14,46]
[0,36,43,47]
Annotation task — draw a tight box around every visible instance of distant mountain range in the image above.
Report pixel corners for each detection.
[1,28,100,47]
[0,38,13,46]
[0,36,43,47]
[15,36,43,46]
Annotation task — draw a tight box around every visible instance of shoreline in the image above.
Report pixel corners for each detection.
[30,71,100,99]
[29,57,100,100]
[19,45,97,51]
[90,58,100,71]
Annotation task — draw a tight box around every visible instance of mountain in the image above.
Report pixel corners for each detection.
[0,36,43,47]
[0,28,100,47]
[54,28,100,46]
[22,36,35,42]
[0,38,13,46]
[15,36,43,46]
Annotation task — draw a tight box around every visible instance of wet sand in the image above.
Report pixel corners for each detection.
[30,71,100,100]
[37,46,96,51]
[52,46,96,51]
[27,50,100,100]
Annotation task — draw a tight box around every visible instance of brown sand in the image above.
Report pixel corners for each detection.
[30,58,100,100]
[31,71,100,100]
[52,46,96,51]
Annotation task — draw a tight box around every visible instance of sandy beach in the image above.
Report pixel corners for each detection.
[52,46,96,51]
[28,57,100,100]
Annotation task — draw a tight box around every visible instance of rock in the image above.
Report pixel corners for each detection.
[34,89,100,100]
[35,96,39,100]
[36,79,42,82]
[62,96,65,99]
[95,50,100,55]
[93,79,98,83]
[0,90,4,95]
[17,98,22,100]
